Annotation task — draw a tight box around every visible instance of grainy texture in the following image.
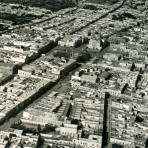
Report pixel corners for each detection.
[0,0,78,10]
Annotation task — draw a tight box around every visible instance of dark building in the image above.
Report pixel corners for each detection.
[102,92,111,148]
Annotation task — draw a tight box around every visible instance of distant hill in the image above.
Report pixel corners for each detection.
[0,0,78,11]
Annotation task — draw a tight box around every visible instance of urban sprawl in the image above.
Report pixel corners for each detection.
[0,0,148,148]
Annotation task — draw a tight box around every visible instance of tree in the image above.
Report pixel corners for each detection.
[135,115,144,123]
[42,124,57,133]
[77,50,91,63]
[37,124,41,133]
[18,142,24,148]
[130,63,136,71]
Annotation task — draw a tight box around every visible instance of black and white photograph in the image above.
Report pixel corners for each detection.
[0,0,147,148]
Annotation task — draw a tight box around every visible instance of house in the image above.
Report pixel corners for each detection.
[59,124,78,138]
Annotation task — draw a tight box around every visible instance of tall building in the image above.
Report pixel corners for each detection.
[102,92,112,148]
